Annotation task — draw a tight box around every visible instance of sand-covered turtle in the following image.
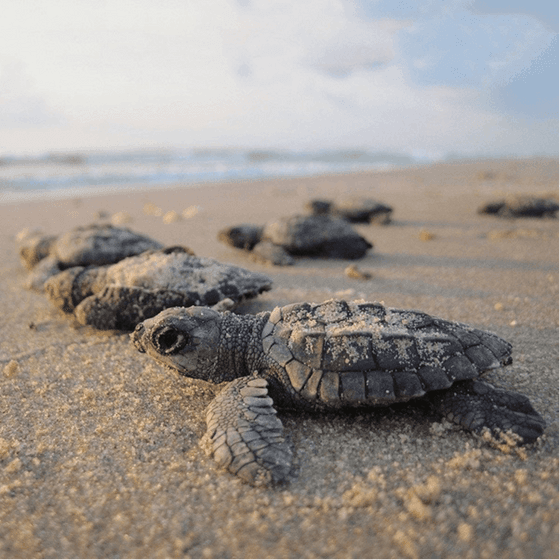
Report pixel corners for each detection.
[45,247,272,330]
[306,197,393,224]
[131,299,546,486]
[17,224,164,291]
[478,196,559,218]
[219,215,372,265]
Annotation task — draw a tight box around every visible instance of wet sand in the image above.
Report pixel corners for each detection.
[0,157,558,558]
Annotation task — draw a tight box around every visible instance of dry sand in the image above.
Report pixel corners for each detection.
[0,157,558,558]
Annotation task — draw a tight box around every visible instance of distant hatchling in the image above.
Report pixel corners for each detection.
[218,214,372,265]
[131,299,546,486]
[17,224,163,291]
[478,196,558,218]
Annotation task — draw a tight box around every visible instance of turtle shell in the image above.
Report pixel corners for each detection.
[53,224,163,267]
[261,299,512,407]
[18,224,163,270]
[261,215,372,259]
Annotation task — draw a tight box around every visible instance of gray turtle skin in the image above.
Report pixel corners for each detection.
[17,224,164,291]
[219,215,372,266]
[217,224,264,251]
[45,247,272,331]
[131,299,546,486]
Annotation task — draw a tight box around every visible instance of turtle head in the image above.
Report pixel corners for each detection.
[131,306,223,381]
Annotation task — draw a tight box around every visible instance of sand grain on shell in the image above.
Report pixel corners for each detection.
[0,157,557,558]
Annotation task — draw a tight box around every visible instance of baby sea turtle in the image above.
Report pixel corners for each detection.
[478,196,559,218]
[131,299,546,486]
[45,247,272,330]
[219,215,372,265]
[17,224,164,291]
[306,197,393,224]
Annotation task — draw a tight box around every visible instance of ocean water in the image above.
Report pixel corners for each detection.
[0,148,426,203]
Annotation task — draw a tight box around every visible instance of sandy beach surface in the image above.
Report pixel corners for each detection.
[0,157,558,558]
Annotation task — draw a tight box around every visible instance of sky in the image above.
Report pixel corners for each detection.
[0,0,557,158]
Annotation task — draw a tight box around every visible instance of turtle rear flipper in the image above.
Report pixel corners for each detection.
[205,376,293,486]
[429,379,546,443]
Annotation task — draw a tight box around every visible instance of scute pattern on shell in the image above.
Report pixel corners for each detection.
[53,224,164,267]
[261,300,511,407]
[94,249,267,300]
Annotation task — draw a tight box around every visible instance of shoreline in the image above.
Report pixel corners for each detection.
[1,155,556,206]
[0,157,557,558]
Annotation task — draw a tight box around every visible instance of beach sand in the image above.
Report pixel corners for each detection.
[0,157,558,558]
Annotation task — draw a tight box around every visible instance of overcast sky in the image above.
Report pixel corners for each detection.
[0,0,557,157]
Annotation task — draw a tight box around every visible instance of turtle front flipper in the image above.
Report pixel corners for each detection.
[429,379,546,443]
[74,286,190,330]
[45,266,95,311]
[26,255,63,291]
[205,376,293,486]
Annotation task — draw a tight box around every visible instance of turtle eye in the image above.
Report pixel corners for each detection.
[154,326,189,355]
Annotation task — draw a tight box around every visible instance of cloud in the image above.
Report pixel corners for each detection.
[0,61,64,127]
[0,0,556,156]
[302,19,410,77]
[222,2,409,79]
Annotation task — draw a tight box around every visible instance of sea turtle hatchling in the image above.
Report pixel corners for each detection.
[306,197,393,224]
[219,214,373,266]
[45,247,272,330]
[17,224,164,291]
[478,196,559,218]
[131,299,546,486]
